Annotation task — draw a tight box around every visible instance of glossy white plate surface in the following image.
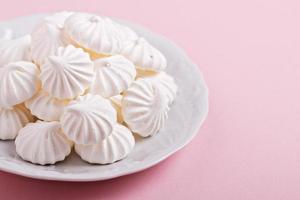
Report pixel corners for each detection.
[0,14,209,181]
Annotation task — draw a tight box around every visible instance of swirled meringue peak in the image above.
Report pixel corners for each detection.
[121,37,167,72]
[40,45,94,99]
[90,55,136,97]
[31,22,65,66]
[0,105,34,140]
[0,35,31,67]
[144,72,177,105]
[0,61,40,109]
[15,121,72,165]
[122,78,170,137]
[64,12,122,56]
[75,124,135,164]
[61,94,117,145]
[25,91,70,121]
[110,95,124,123]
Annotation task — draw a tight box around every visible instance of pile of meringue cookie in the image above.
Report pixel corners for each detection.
[0,11,177,165]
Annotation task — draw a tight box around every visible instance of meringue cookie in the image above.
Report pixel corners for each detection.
[0,35,31,67]
[40,45,93,99]
[90,55,136,97]
[43,11,75,45]
[31,22,65,66]
[25,91,69,121]
[144,72,177,105]
[121,37,167,72]
[110,95,124,123]
[44,11,73,28]
[64,12,122,56]
[0,61,40,109]
[15,121,72,165]
[61,94,117,145]
[75,124,135,164]
[0,105,34,140]
[122,78,170,137]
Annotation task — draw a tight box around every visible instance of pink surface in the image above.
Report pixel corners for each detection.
[0,0,300,199]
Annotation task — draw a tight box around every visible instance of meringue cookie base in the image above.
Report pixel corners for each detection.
[0,14,208,181]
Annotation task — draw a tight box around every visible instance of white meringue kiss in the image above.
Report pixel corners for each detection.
[121,37,167,72]
[40,45,93,99]
[61,94,117,145]
[0,105,34,140]
[15,121,72,165]
[75,124,135,164]
[64,12,122,56]
[122,78,170,137]
[31,22,65,66]
[0,61,40,109]
[0,35,31,67]
[144,72,177,105]
[90,55,136,97]
[25,91,69,121]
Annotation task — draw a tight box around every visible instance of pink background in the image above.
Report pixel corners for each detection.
[0,0,300,199]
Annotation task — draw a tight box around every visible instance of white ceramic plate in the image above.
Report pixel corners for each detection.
[0,14,209,181]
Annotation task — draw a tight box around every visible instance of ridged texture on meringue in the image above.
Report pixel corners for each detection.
[0,35,31,67]
[0,61,40,109]
[15,121,72,165]
[61,94,117,145]
[122,78,170,137]
[25,91,69,121]
[40,45,93,99]
[75,124,135,164]
[112,22,138,42]
[90,55,136,97]
[145,72,177,105]
[121,37,167,72]
[31,22,65,66]
[64,12,122,55]
[0,105,34,140]
[110,95,124,123]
